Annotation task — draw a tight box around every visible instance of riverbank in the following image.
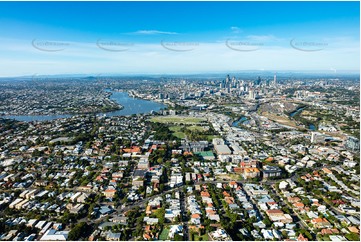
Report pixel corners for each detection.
[128,90,169,106]
[288,106,317,131]
[1,91,166,122]
[232,116,248,127]
[1,90,123,117]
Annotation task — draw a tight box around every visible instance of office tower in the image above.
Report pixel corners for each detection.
[248,89,256,99]
[272,74,277,86]
[255,76,261,86]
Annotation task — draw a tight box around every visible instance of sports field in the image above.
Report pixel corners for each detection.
[150,115,206,124]
[169,126,186,139]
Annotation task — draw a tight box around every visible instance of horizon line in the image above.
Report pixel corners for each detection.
[0,70,360,79]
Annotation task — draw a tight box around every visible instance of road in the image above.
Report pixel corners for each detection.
[90,186,187,225]
[179,191,190,240]
[269,183,316,239]
[116,186,185,214]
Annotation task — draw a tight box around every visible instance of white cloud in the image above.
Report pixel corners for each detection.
[131,30,179,35]
[0,37,358,77]
[230,26,242,34]
[246,35,279,42]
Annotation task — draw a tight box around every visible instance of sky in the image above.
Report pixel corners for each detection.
[0,1,359,77]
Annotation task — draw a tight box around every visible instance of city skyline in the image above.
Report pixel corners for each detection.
[0,1,359,76]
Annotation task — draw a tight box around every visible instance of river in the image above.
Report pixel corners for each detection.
[289,107,316,131]
[1,91,166,122]
[232,116,248,127]
[289,107,305,117]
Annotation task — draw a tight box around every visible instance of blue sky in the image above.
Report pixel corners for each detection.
[0,1,359,76]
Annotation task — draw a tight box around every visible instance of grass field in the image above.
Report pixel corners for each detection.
[260,111,300,129]
[169,125,213,140]
[206,135,220,141]
[187,125,208,132]
[216,173,243,181]
[150,115,206,124]
[169,126,186,139]
[194,234,209,241]
[159,228,169,240]
[169,126,182,132]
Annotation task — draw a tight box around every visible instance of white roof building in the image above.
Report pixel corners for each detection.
[40,229,69,241]
[279,181,288,190]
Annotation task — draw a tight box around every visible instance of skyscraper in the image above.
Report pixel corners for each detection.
[226,74,230,83]
[255,76,261,86]
[248,89,256,99]
[273,74,277,85]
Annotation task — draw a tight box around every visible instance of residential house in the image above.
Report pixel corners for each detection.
[311,218,332,229]
[103,186,117,199]
[243,168,260,179]
[106,231,121,241]
[39,229,69,241]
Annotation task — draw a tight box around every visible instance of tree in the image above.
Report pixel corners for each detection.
[236,233,244,240]
[157,158,163,164]
[68,222,90,240]
[304,231,313,240]
[159,184,165,192]
[32,149,43,157]
[281,230,288,239]
[263,217,272,227]
[138,186,145,194]
[174,233,183,241]
[345,233,359,241]
[154,208,165,225]
[229,213,238,224]
[134,223,143,237]
[298,229,312,240]
[112,224,120,232]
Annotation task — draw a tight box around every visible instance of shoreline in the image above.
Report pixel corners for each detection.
[0,105,124,117]
[0,90,165,122]
[1,90,124,117]
[127,90,169,106]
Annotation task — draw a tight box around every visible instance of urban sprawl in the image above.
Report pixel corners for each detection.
[0,74,359,241]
